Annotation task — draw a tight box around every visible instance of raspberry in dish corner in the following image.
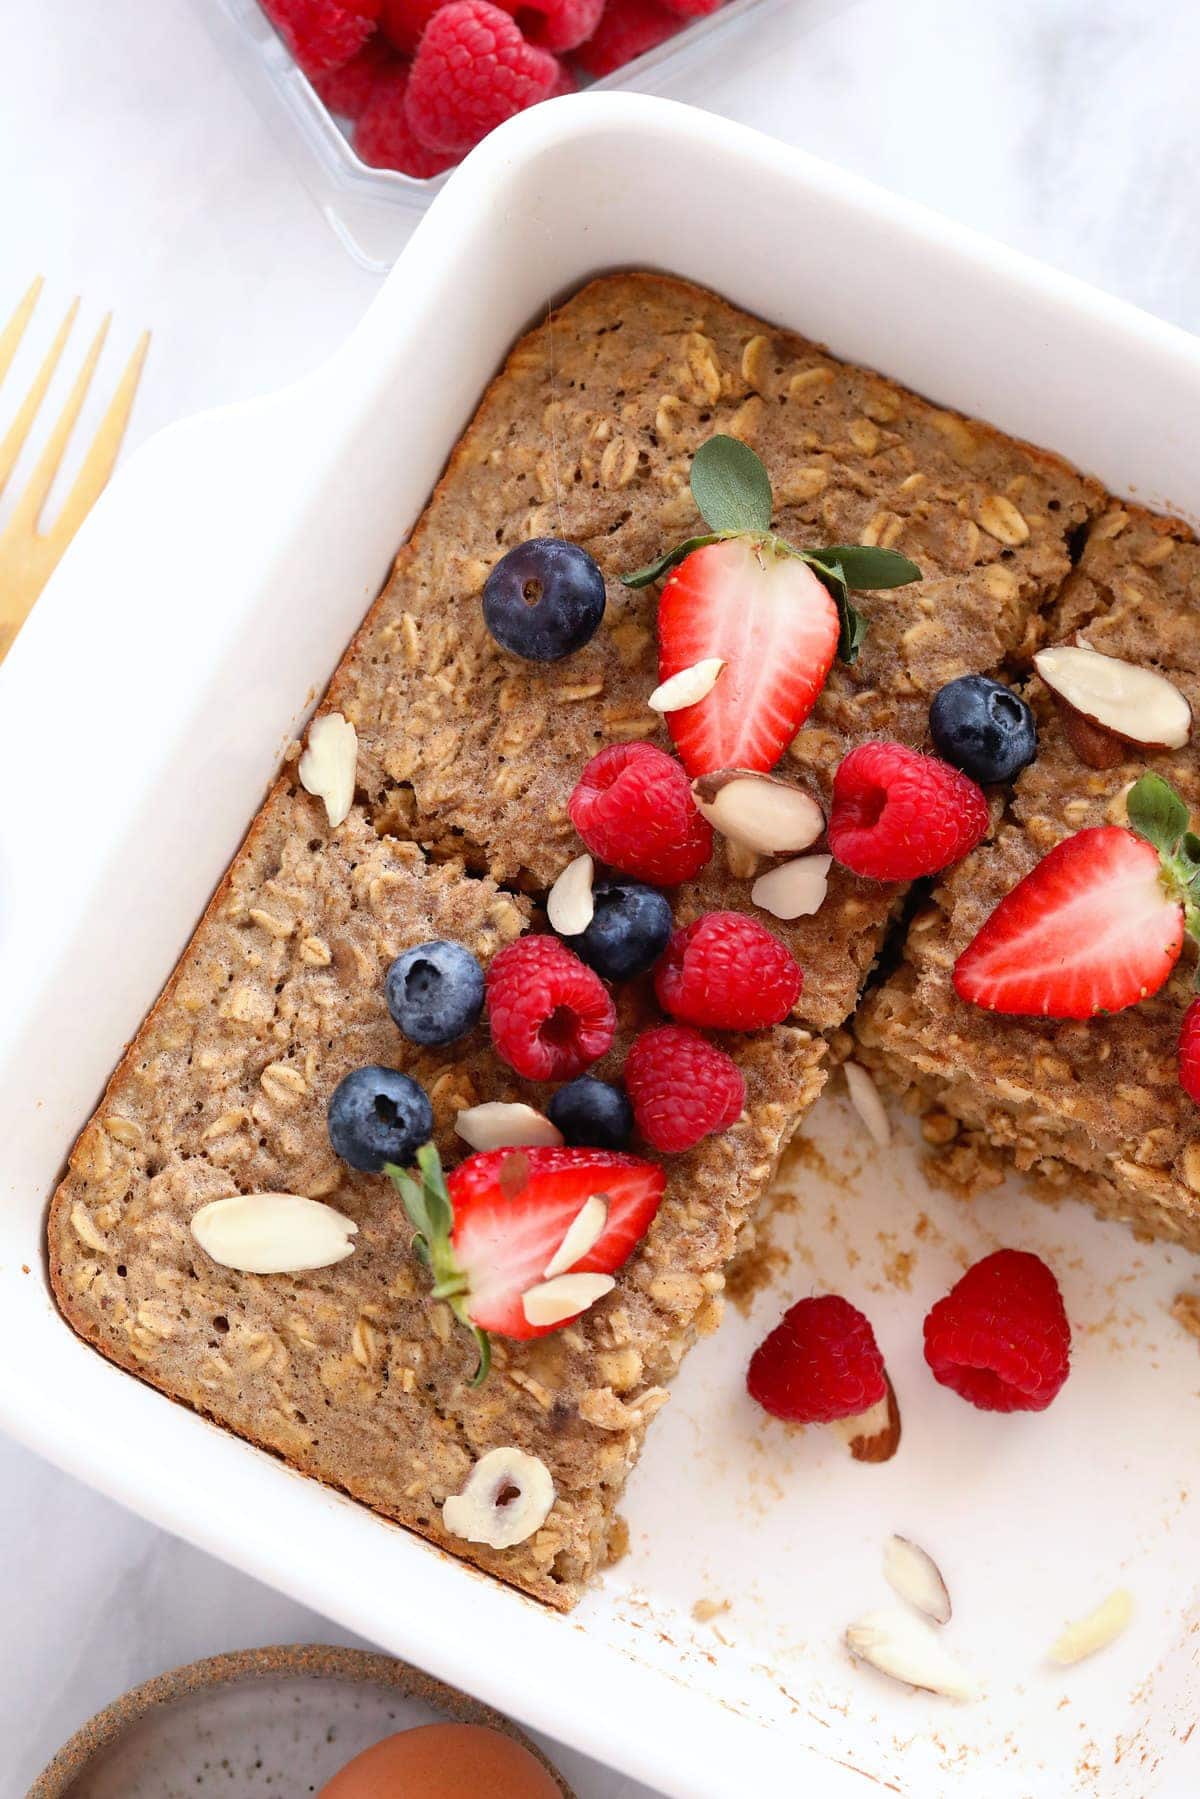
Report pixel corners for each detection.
[923,1249,1071,1413]
[574,0,682,75]
[517,0,605,52]
[404,0,560,153]
[654,911,802,1030]
[486,935,616,1081]
[624,1023,744,1153]
[261,0,380,77]
[568,743,713,886]
[355,67,460,174]
[828,740,989,882]
[312,36,398,116]
[378,0,442,50]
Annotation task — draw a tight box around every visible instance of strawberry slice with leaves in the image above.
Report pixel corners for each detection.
[389,1142,666,1381]
[624,436,921,777]
[954,772,1200,1018]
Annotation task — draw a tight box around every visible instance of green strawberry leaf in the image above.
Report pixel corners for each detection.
[1127,771,1189,858]
[415,1140,454,1241]
[690,435,773,536]
[387,1161,431,1240]
[809,544,922,591]
[468,1326,492,1387]
[805,555,867,664]
[620,533,725,589]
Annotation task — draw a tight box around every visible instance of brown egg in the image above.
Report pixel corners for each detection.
[318,1721,563,1798]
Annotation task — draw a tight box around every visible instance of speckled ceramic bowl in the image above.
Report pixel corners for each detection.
[28,1644,575,1797]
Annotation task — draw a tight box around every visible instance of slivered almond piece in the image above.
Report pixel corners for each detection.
[844,1062,891,1148]
[884,1535,952,1625]
[649,657,725,713]
[831,1374,901,1464]
[1034,643,1191,751]
[845,1608,976,1700]
[751,853,832,919]
[543,1193,609,1279]
[1048,1588,1133,1665]
[442,1446,555,1549]
[521,1270,615,1328]
[691,769,824,854]
[190,1192,357,1274]
[455,1102,562,1152]
[298,711,358,828]
[547,852,595,936]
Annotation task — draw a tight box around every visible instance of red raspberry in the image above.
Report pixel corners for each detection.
[747,1294,886,1423]
[1180,998,1200,1104]
[486,935,616,1081]
[660,0,722,12]
[313,37,398,116]
[574,0,681,76]
[355,67,460,172]
[518,0,605,52]
[261,0,380,78]
[568,743,713,886]
[654,911,802,1030]
[379,0,441,51]
[923,1249,1071,1413]
[405,1,559,154]
[828,741,989,882]
[624,1024,744,1152]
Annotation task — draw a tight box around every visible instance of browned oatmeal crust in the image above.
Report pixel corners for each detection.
[48,273,1107,1607]
[858,504,1200,1251]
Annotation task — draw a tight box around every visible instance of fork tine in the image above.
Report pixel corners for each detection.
[0,295,79,500]
[4,312,110,535]
[43,330,150,553]
[0,277,44,388]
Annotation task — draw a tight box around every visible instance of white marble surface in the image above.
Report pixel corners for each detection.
[4,0,1200,1791]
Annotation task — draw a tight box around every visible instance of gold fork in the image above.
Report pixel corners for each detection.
[0,277,149,664]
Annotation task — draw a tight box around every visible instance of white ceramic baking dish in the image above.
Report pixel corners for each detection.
[4,95,1200,1799]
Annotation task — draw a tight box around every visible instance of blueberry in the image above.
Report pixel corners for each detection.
[327,1065,433,1172]
[564,878,673,981]
[929,675,1038,784]
[482,538,606,662]
[548,1077,633,1151]
[386,940,484,1045]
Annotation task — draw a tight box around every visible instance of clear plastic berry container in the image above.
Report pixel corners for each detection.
[192,0,803,270]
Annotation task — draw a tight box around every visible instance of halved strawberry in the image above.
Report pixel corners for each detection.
[657,539,839,777]
[389,1143,666,1378]
[623,434,922,780]
[953,825,1185,1018]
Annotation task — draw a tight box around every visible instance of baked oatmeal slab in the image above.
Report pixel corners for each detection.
[857,504,1200,1251]
[49,270,1103,1610]
[329,273,1101,1032]
[48,782,825,1608]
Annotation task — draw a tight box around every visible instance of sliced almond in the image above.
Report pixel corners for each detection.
[845,1607,976,1700]
[831,1373,901,1464]
[1048,1588,1133,1666]
[751,853,832,920]
[521,1270,615,1328]
[691,769,825,855]
[298,711,358,828]
[442,1445,555,1550]
[543,1193,609,1279]
[190,1192,357,1274]
[1034,642,1191,751]
[649,657,725,713]
[455,1102,562,1152]
[884,1535,952,1625]
[844,1061,891,1149]
[546,852,595,937]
